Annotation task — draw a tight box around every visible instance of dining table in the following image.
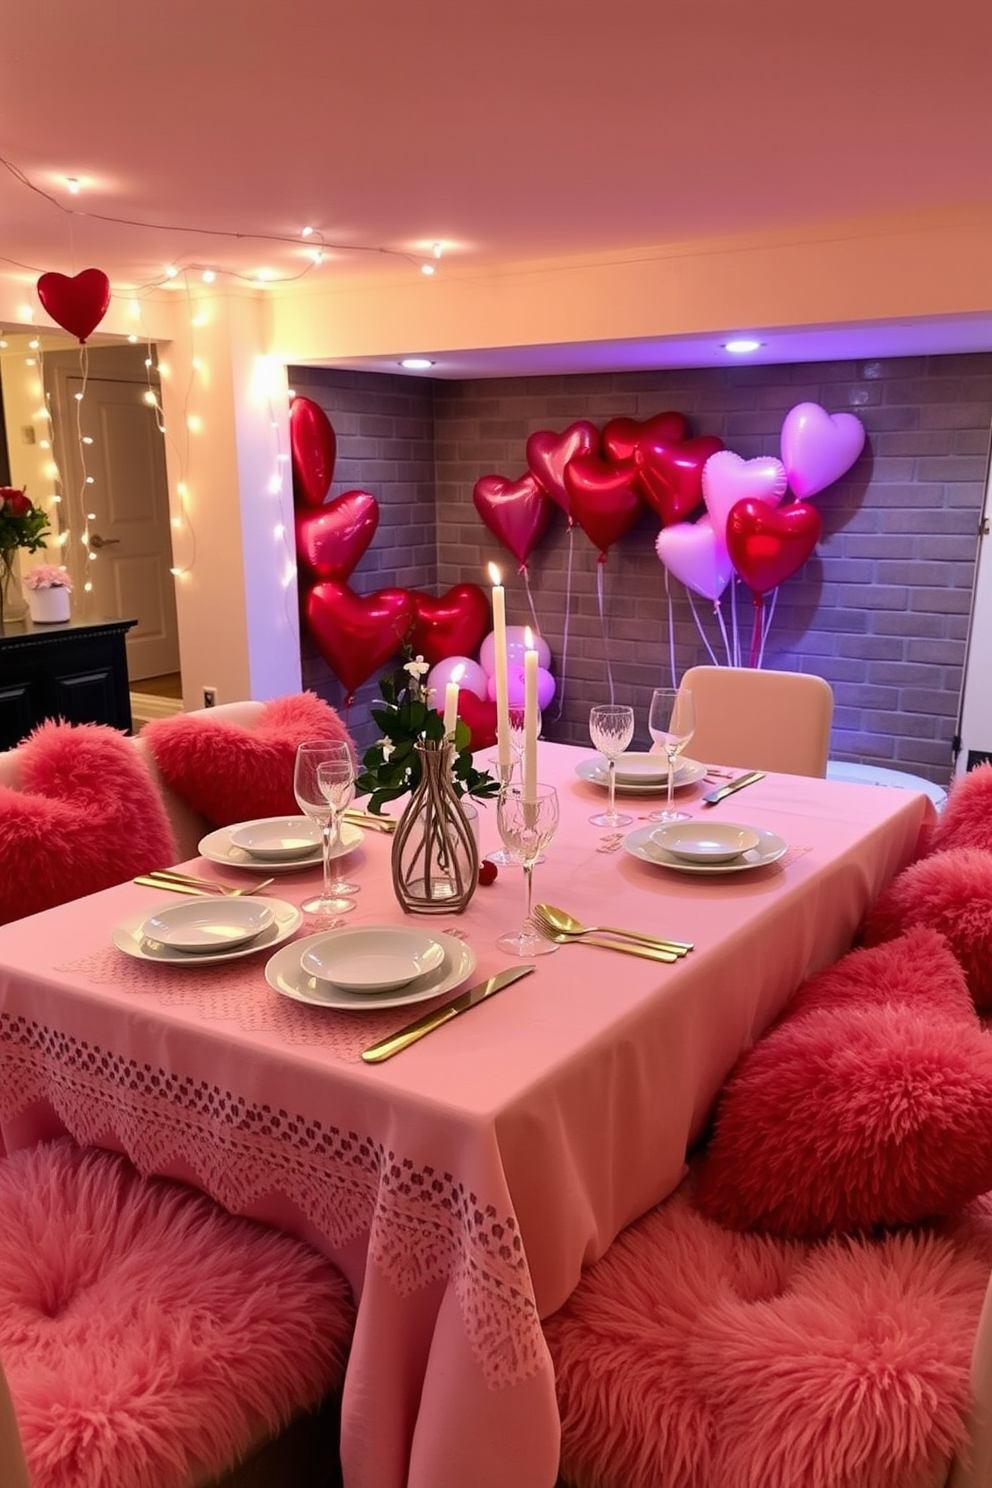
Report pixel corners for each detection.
[0,740,936,1488]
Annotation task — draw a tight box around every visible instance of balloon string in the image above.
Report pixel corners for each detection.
[555,523,574,720]
[748,595,764,667]
[521,564,540,633]
[756,587,779,669]
[597,557,615,704]
[731,577,741,667]
[687,590,720,666]
[664,567,676,688]
[714,599,733,666]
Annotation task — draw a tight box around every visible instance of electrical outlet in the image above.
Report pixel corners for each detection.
[202,687,217,708]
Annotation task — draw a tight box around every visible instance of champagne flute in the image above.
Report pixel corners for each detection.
[588,704,634,827]
[496,784,560,957]
[647,686,696,823]
[293,741,358,915]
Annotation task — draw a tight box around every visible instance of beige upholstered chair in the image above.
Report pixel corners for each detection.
[679,665,834,778]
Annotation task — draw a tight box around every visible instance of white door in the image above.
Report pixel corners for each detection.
[47,347,180,681]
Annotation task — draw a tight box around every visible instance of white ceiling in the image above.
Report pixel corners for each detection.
[3,0,992,376]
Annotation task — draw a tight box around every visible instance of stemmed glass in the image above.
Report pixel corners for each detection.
[588,703,635,827]
[293,740,359,915]
[647,686,696,823]
[486,703,529,867]
[496,784,560,957]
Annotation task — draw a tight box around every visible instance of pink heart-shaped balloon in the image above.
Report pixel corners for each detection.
[702,451,788,542]
[637,435,724,526]
[304,582,415,697]
[563,453,643,555]
[409,584,491,666]
[726,499,823,596]
[290,397,337,508]
[780,402,866,499]
[601,411,689,464]
[295,491,379,582]
[473,472,553,565]
[525,420,599,516]
[36,268,111,343]
[655,515,734,603]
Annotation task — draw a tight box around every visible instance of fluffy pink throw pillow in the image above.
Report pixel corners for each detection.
[0,721,178,924]
[546,1173,989,1488]
[143,692,353,827]
[862,847,992,1008]
[1,1139,354,1488]
[787,926,975,1025]
[695,1004,992,1237]
[929,762,992,856]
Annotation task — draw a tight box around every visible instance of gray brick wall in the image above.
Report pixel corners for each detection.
[292,355,992,785]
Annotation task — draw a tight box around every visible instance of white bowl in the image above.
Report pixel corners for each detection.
[650,821,761,864]
[229,817,322,861]
[142,897,275,952]
[300,926,447,993]
[612,751,670,783]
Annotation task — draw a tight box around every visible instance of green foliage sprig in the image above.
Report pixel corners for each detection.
[356,653,501,815]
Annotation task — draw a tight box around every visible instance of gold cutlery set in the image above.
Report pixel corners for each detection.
[135,869,276,897]
[531,903,692,962]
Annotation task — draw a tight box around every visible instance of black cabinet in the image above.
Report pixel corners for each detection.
[0,617,136,749]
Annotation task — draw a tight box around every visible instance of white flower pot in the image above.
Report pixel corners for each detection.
[28,587,71,624]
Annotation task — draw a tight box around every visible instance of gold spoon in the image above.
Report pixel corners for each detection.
[534,903,693,954]
[533,925,679,963]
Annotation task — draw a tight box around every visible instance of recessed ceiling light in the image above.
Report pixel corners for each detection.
[724,338,763,355]
[400,358,435,370]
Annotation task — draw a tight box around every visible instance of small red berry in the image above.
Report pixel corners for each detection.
[478,859,498,886]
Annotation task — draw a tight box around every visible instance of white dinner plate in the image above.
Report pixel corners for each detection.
[623,823,788,875]
[650,820,761,865]
[141,896,275,951]
[612,751,673,784]
[266,930,476,1011]
[113,898,303,965]
[575,756,707,795]
[198,818,363,872]
[229,817,322,861]
[301,926,446,993]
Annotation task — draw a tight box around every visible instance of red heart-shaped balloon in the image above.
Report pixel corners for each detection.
[409,584,491,666]
[473,472,553,565]
[454,688,498,752]
[563,453,643,555]
[601,411,689,465]
[36,268,111,344]
[295,491,379,582]
[525,420,599,517]
[725,499,823,596]
[637,435,724,526]
[304,582,415,697]
[290,397,337,508]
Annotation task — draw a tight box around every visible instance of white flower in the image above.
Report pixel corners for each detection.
[404,655,429,681]
[380,740,394,762]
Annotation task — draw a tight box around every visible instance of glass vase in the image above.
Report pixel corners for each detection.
[391,741,479,914]
[0,551,27,626]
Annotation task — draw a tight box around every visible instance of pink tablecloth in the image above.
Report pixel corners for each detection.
[0,743,934,1488]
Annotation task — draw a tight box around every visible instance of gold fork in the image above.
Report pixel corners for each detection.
[533,903,693,955]
[137,869,276,897]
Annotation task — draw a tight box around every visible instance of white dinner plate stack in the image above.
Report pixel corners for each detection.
[113,897,304,965]
[265,927,477,1010]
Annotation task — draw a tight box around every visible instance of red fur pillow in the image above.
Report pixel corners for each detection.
[861,848,992,1009]
[695,1004,992,1237]
[0,722,178,924]
[787,926,975,1025]
[929,763,992,856]
[143,693,353,827]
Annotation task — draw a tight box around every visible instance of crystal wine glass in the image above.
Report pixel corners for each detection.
[647,686,696,823]
[293,740,359,915]
[496,783,560,957]
[588,703,635,827]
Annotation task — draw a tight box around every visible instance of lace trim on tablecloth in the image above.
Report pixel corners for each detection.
[0,1011,547,1390]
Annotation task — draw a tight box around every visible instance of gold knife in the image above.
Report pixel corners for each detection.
[700,769,765,807]
[361,964,535,1063]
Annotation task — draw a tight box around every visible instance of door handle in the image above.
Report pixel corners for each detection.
[89,534,120,549]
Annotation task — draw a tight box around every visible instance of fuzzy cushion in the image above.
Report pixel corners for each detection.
[787,926,975,1025]
[861,848,992,1009]
[0,722,178,925]
[546,1173,990,1488]
[929,763,992,856]
[694,1003,992,1237]
[0,1139,354,1488]
[143,692,353,827]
